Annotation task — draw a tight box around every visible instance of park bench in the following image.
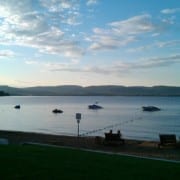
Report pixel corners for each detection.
[158,134,177,148]
[104,130,125,146]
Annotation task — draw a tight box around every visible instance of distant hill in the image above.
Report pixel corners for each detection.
[0,85,180,96]
[0,90,9,96]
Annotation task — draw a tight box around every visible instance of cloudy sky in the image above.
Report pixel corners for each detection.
[0,0,180,87]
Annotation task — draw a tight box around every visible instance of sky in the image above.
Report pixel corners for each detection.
[0,0,180,87]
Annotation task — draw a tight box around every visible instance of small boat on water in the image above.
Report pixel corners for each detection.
[142,106,161,112]
[52,109,63,113]
[14,105,20,109]
[88,104,103,110]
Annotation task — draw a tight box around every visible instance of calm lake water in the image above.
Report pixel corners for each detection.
[0,96,180,141]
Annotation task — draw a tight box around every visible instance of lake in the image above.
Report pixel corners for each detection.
[0,96,180,141]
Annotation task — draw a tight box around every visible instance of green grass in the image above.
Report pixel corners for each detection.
[0,145,179,180]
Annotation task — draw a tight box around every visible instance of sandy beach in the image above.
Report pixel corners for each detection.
[0,130,179,161]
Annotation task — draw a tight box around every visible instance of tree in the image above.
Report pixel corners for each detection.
[0,91,9,96]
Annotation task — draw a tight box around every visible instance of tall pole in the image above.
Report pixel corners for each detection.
[76,113,81,137]
[77,121,80,137]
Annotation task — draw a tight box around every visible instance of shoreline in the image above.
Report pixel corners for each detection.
[0,130,179,161]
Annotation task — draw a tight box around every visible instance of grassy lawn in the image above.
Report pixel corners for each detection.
[0,145,179,180]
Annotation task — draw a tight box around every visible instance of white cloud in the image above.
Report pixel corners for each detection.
[44,57,80,72]
[137,54,180,69]
[40,0,81,25]
[89,36,135,51]
[86,0,98,6]
[40,0,74,12]
[0,0,84,59]
[49,54,180,74]
[89,14,157,51]
[151,33,160,37]
[127,40,180,53]
[62,12,81,25]
[161,16,176,25]
[25,60,38,65]
[109,14,155,35]
[112,54,180,73]
[0,50,15,58]
[161,8,180,14]
[127,45,152,53]
[156,40,180,48]
[0,0,33,18]
[114,54,180,72]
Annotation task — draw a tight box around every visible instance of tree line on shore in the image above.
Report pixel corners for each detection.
[0,91,9,96]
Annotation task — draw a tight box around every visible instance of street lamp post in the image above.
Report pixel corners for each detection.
[76,113,81,137]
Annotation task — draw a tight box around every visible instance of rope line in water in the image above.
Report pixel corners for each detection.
[80,116,142,136]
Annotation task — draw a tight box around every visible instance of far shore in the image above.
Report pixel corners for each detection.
[0,130,179,161]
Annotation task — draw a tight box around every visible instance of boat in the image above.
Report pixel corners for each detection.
[88,104,103,110]
[142,106,161,112]
[14,105,20,109]
[52,109,63,113]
